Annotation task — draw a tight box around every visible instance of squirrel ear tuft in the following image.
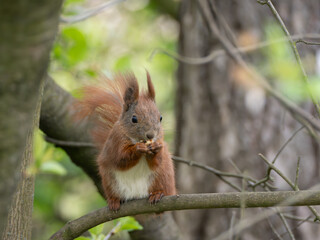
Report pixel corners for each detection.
[124,75,139,111]
[146,70,155,101]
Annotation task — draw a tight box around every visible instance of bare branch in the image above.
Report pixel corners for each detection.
[197,0,320,135]
[50,190,320,240]
[272,126,304,164]
[296,39,320,46]
[251,126,304,188]
[104,221,121,240]
[259,154,320,221]
[279,215,314,238]
[278,212,295,240]
[45,135,95,148]
[172,156,255,182]
[149,34,320,65]
[260,0,320,116]
[60,0,126,24]
[267,217,284,240]
[283,214,316,223]
[294,157,301,190]
[229,211,237,240]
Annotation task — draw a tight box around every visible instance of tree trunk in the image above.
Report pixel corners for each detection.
[2,81,45,240]
[175,0,320,239]
[0,1,63,238]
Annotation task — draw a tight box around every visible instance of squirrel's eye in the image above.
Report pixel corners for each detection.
[132,115,138,123]
[160,115,162,122]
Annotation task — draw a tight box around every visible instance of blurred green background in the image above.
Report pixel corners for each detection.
[32,0,178,239]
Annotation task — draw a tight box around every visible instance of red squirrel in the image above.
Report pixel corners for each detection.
[76,71,176,210]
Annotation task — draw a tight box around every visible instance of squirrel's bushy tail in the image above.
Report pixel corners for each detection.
[74,73,138,148]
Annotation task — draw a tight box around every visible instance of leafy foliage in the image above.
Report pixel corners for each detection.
[74,217,143,240]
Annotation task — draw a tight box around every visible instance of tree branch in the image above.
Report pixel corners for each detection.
[40,76,103,195]
[259,154,320,221]
[213,189,320,240]
[197,0,320,134]
[259,0,320,117]
[50,190,320,240]
[60,0,126,24]
[149,34,320,65]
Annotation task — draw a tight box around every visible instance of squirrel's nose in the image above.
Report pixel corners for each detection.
[146,132,154,140]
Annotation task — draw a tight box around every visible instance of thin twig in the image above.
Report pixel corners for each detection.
[261,0,320,116]
[60,0,126,24]
[104,221,121,240]
[172,156,256,183]
[208,1,238,47]
[283,214,316,223]
[44,136,95,147]
[148,34,320,65]
[259,154,320,221]
[278,212,296,240]
[212,189,320,240]
[252,126,304,188]
[217,176,241,192]
[296,39,320,46]
[237,175,247,240]
[267,217,284,240]
[227,158,242,175]
[292,113,320,144]
[197,0,320,135]
[272,126,304,164]
[259,155,295,192]
[294,157,301,190]
[279,215,313,238]
[229,211,237,240]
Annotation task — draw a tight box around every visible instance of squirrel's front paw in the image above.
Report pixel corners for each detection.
[135,142,149,154]
[147,141,163,154]
[149,191,164,204]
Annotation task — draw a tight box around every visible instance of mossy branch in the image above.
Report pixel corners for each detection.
[50,190,320,240]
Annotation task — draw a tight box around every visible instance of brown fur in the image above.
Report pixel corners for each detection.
[75,71,176,210]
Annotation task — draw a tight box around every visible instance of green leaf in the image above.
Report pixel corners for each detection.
[113,55,132,71]
[53,27,88,67]
[33,130,46,163]
[74,237,91,240]
[117,217,143,232]
[89,223,104,236]
[96,235,106,240]
[39,161,67,176]
[64,0,85,7]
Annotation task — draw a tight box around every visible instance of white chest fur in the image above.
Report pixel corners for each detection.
[113,156,153,200]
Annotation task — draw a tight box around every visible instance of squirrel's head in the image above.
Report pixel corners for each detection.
[120,71,163,144]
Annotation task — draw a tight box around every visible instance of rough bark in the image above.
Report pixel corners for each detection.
[2,80,45,240]
[0,1,63,237]
[176,0,320,239]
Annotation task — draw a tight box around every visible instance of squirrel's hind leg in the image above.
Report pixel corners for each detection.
[107,197,121,211]
[148,191,164,204]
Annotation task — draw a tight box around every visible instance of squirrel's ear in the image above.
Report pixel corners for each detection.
[124,77,139,111]
[146,70,155,101]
